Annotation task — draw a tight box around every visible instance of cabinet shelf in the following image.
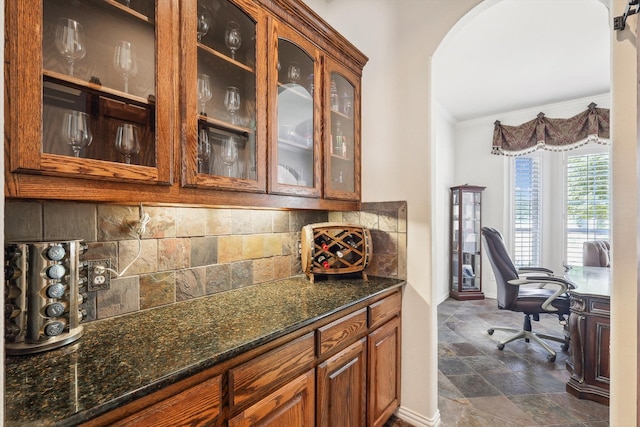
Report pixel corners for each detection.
[199,115,252,137]
[330,109,353,121]
[98,0,155,24]
[197,44,255,74]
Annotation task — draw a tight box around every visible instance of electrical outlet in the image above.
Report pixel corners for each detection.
[87,259,111,291]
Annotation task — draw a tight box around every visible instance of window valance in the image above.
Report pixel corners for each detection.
[491,102,610,156]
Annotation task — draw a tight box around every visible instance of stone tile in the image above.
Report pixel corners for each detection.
[508,394,582,425]
[438,370,466,400]
[97,276,139,319]
[263,233,282,257]
[467,395,538,426]
[44,202,96,242]
[5,201,43,241]
[546,393,609,423]
[231,260,253,289]
[251,210,273,233]
[290,210,328,232]
[218,235,243,263]
[446,374,502,398]
[139,272,175,309]
[397,202,407,232]
[253,258,274,284]
[243,234,264,259]
[371,230,397,254]
[190,236,217,267]
[518,369,567,393]
[206,208,232,235]
[158,238,190,271]
[281,232,299,257]
[274,255,292,280]
[397,232,407,279]
[378,210,398,232]
[366,254,397,278]
[145,206,176,238]
[462,355,510,375]
[359,211,379,229]
[342,211,360,224]
[272,211,289,233]
[97,205,143,241]
[481,372,540,395]
[231,209,253,234]
[327,211,343,223]
[175,267,207,301]
[118,239,158,276]
[439,357,475,376]
[448,342,484,356]
[85,242,118,270]
[176,207,206,237]
[205,264,232,295]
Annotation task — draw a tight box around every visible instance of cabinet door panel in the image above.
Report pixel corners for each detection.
[368,316,401,427]
[229,369,315,427]
[268,20,322,198]
[8,0,172,184]
[317,338,366,427]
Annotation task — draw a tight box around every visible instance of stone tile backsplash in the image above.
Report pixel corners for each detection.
[5,200,406,322]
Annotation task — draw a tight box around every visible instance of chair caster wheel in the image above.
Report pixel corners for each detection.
[547,354,556,362]
[497,343,505,350]
[561,343,569,352]
[487,328,494,335]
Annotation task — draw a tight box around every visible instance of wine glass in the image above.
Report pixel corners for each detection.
[221,136,238,177]
[197,128,211,173]
[197,74,213,115]
[287,62,300,84]
[115,123,140,164]
[224,86,241,125]
[62,111,92,157]
[55,18,86,77]
[224,21,242,60]
[113,41,138,93]
[196,4,211,42]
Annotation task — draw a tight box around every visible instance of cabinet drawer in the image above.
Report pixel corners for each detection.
[368,291,401,329]
[317,308,367,357]
[230,332,315,409]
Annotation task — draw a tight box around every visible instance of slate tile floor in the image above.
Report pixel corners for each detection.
[437,297,609,426]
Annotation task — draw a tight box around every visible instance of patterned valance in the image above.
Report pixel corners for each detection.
[491,102,610,156]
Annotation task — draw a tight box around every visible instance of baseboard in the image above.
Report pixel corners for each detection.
[396,406,441,427]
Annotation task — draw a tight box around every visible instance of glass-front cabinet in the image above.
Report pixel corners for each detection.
[450,185,485,300]
[268,21,321,197]
[324,59,360,200]
[8,0,172,183]
[181,0,266,192]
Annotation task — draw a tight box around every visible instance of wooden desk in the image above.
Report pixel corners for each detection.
[565,266,611,405]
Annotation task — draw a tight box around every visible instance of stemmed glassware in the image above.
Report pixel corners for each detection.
[113,41,138,93]
[115,123,140,164]
[197,128,211,173]
[224,21,242,60]
[55,18,86,77]
[224,86,241,125]
[197,74,213,115]
[287,62,301,84]
[197,4,211,42]
[62,110,92,157]
[221,136,238,177]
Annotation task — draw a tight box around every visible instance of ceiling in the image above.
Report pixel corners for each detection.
[434,0,611,122]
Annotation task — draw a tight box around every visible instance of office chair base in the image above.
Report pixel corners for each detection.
[487,326,568,362]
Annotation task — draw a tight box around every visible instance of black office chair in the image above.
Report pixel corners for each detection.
[481,227,574,362]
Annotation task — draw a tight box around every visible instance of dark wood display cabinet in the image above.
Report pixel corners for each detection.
[450,185,485,300]
[5,0,368,211]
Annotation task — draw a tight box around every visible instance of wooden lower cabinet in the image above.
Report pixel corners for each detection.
[368,316,401,427]
[317,338,367,427]
[229,369,316,427]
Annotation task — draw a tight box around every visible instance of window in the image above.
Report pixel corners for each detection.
[513,156,542,267]
[565,151,611,266]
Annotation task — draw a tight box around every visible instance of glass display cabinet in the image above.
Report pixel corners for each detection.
[181,0,266,192]
[268,20,321,197]
[324,58,361,201]
[450,185,485,300]
[8,0,172,184]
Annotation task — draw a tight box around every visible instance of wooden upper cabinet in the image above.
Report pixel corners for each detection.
[268,19,322,198]
[180,0,267,192]
[6,0,173,184]
[324,58,361,201]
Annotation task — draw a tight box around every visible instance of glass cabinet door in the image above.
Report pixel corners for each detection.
[269,21,321,197]
[324,59,360,200]
[10,0,172,183]
[181,0,266,192]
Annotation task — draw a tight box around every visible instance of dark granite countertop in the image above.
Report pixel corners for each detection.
[5,275,404,426]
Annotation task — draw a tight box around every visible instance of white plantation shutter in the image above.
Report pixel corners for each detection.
[513,156,541,267]
[565,152,610,266]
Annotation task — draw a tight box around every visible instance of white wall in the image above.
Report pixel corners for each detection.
[453,94,610,300]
